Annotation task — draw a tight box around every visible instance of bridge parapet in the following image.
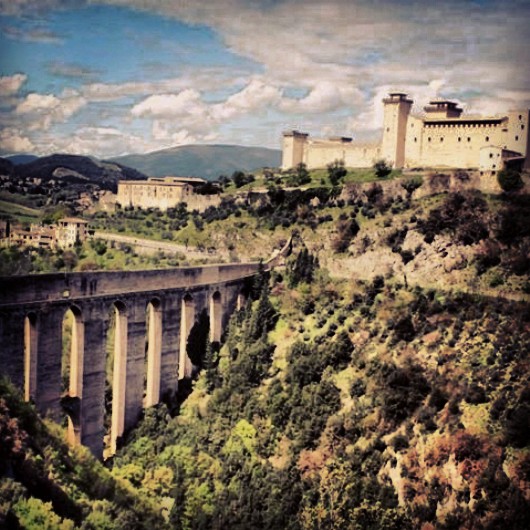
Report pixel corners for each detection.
[0,262,260,306]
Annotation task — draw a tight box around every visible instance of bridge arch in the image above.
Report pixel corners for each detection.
[61,304,84,445]
[179,293,195,379]
[110,300,127,454]
[145,298,162,408]
[210,291,222,343]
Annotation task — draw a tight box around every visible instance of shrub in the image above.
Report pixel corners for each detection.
[391,434,410,451]
[497,168,524,192]
[373,159,392,179]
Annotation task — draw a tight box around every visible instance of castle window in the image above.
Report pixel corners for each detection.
[492,164,496,169]
[489,153,493,158]
[458,137,461,142]
[467,137,471,142]
[485,136,489,142]
[414,137,417,143]
[440,137,444,142]
[492,170,496,175]
[428,137,431,142]
[515,135,519,141]
[522,125,525,130]
[519,114,522,120]
[386,127,390,132]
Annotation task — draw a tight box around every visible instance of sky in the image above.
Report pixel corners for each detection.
[0,0,529,158]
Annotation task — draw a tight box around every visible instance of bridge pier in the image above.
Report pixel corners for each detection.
[80,302,108,459]
[35,306,64,422]
[159,296,180,399]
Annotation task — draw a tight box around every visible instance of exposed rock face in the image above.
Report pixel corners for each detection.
[340,170,502,205]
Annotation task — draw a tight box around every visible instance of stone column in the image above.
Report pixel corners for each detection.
[0,308,26,391]
[24,313,39,402]
[159,294,180,398]
[35,305,64,422]
[110,302,128,454]
[124,297,146,433]
[80,301,108,459]
[209,290,222,343]
[145,300,162,408]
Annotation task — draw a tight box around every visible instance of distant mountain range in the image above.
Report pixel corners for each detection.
[110,144,282,179]
[2,145,282,184]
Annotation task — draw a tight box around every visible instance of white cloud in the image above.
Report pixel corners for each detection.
[0,127,35,154]
[212,79,281,120]
[15,91,87,130]
[131,89,206,119]
[281,81,363,114]
[131,79,282,139]
[0,74,27,96]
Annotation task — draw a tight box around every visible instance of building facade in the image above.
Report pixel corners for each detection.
[282,93,530,172]
[117,177,220,212]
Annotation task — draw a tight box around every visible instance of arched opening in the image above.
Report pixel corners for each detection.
[61,306,84,445]
[237,290,247,311]
[24,312,38,402]
[179,294,195,379]
[144,299,162,408]
[105,301,127,455]
[210,291,222,343]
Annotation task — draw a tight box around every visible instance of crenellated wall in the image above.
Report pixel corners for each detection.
[0,263,257,458]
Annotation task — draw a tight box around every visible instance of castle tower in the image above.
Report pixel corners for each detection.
[281,130,308,170]
[381,92,413,168]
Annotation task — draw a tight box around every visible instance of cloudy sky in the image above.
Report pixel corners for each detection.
[0,0,529,158]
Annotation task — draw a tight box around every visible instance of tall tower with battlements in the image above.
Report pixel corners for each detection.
[381,92,413,168]
[281,130,308,170]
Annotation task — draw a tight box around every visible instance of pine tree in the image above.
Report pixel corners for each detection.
[248,284,277,341]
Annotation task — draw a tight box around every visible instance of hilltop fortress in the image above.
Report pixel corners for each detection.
[282,93,530,174]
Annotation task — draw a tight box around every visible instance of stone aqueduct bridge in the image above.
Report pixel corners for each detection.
[0,262,261,458]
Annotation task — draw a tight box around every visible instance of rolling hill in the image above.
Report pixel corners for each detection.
[110,144,282,180]
[3,154,148,191]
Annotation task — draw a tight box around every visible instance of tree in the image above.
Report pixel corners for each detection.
[232,171,247,188]
[327,160,347,186]
[288,163,311,186]
[186,309,210,368]
[401,177,422,198]
[497,168,524,192]
[373,159,392,179]
[248,284,278,341]
[287,248,319,287]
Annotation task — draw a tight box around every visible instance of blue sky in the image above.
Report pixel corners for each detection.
[0,0,529,157]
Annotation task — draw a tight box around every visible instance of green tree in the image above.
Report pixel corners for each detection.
[248,284,278,341]
[401,177,422,198]
[497,168,524,192]
[289,163,311,186]
[327,159,347,186]
[232,171,247,188]
[187,309,210,368]
[373,159,392,179]
[287,248,319,287]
